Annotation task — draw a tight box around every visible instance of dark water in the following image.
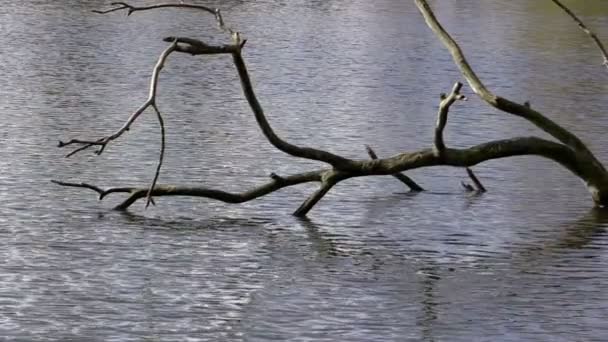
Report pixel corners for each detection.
[1,0,608,340]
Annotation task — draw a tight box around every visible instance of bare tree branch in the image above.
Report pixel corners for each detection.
[57,136,592,210]
[112,170,327,211]
[550,0,608,70]
[55,1,608,215]
[50,180,149,202]
[93,2,234,35]
[146,104,166,208]
[163,36,358,168]
[414,0,602,161]
[434,82,466,157]
[51,180,106,197]
[365,145,423,191]
[58,41,177,157]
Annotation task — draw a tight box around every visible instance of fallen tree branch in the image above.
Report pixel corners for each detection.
[550,0,608,70]
[94,2,237,46]
[415,0,602,160]
[163,34,358,169]
[54,169,327,212]
[365,145,423,191]
[55,1,608,215]
[56,136,592,210]
[111,170,327,211]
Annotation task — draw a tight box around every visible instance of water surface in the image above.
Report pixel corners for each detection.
[1,0,608,341]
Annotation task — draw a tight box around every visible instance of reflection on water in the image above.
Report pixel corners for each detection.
[1,0,608,340]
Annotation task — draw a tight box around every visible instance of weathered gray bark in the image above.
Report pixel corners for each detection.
[55,1,608,215]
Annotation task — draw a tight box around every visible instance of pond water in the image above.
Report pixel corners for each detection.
[1,0,608,340]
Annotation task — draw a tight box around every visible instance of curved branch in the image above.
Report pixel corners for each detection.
[414,0,600,161]
[94,2,215,15]
[146,104,166,208]
[93,2,233,35]
[434,82,466,156]
[550,0,608,69]
[58,41,177,157]
[361,137,582,177]
[229,50,357,169]
[111,170,327,210]
[55,136,604,212]
[165,37,357,169]
[50,180,142,201]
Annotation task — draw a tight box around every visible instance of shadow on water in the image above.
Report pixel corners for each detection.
[116,210,273,231]
[552,207,608,249]
[517,207,608,257]
[296,217,350,258]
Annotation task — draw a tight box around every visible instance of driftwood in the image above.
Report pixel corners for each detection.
[55,1,608,216]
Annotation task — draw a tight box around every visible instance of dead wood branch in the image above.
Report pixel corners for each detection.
[55,1,608,215]
[50,180,150,202]
[146,104,166,208]
[58,41,177,157]
[415,0,602,159]
[113,170,327,211]
[550,0,608,70]
[94,2,235,36]
[365,145,423,192]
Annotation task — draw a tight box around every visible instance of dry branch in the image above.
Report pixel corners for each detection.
[58,41,177,157]
[50,180,146,202]
[55,1,608,215]
[415,0,601,159]
[365,145,423,191]
[93,2,234,36]
[113,170,327,211]
[550,0,608,69]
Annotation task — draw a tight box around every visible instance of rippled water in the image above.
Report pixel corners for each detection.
[1,0,608,340]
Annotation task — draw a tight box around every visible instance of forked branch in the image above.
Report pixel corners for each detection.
[55,1,608,215]
[415,0,602,162]
[93,2,233,35]
[434,82,466,156]
[366,145,424,192]
[58,41,177,157]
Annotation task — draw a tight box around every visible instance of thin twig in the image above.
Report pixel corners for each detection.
[414,0,599,159]
[145,104,166,208]
[50,179,146,202]
[93,2,235,36]
[59,42,177,157]
[51,180,105,196]
[551,0,608,70]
